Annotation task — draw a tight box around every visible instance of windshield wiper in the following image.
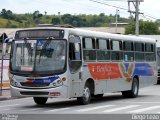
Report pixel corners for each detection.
[24,38,32,54]
[39,40,51,61]
[23,38,33,63]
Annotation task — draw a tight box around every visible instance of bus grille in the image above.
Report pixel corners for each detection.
[20,91,49,95]
[20,82,50,87]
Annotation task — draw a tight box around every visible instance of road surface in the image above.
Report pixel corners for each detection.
[0,85,160,120]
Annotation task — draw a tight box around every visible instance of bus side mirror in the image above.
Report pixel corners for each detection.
[4,37,13,43]
[2,37,13,56]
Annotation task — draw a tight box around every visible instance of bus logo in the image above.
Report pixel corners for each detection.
[120,63,134,82]
[37,40,43,46]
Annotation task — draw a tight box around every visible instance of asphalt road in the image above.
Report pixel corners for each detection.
[1,85,160,120]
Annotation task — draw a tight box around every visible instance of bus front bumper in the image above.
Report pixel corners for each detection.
[10,85,68,98]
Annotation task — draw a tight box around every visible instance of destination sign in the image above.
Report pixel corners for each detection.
[15,29,64,39]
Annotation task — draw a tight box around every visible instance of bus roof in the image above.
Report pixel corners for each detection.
[16,27,156,43]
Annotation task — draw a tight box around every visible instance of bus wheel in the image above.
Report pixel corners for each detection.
[33,97,48,105]
[77,83,91,105]
[157,80,160,84]
[122,78,139,98]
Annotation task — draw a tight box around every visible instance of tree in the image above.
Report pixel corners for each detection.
[51,17,60,25]
[125,20,160,35]
[33,10,43,24]
[0,9,15,20]
[0,9,7,17]
[125,22,135,35]
[61,14,72,25]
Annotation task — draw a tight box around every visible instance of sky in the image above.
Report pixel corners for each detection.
[0,0,159,21]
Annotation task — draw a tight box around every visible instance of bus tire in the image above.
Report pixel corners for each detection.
[33,97,48,105]
[157,80,160,84]
[77,83,91,105]
[122,77,139,98]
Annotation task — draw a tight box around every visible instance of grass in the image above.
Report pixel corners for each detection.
[0,17,20,28]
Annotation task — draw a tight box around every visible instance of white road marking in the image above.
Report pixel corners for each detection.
[129,106,160,113]
[124,102,160,104]
[76,105,115,112]
[0,108,13,111]
[45,108,70,112]
[20,108,42,112]
[103,105,140,113]
[0,104,20,108]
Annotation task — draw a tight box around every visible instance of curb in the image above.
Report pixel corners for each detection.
[0,97,11,101]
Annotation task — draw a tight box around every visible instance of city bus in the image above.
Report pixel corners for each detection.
[8,27,157,105]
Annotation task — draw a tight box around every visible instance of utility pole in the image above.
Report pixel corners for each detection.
[128,0,143,36]
[135,0,139,36]
[115,9,119,33]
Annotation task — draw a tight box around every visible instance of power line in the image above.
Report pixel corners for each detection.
[140,14,156,21]
[143,14,157,20]
[90,0,158,21]
[139,9,158,20]
[90,0,159,35]
[89,0,128,11]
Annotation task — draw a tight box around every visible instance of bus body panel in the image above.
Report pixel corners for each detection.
[9,27,157,101]
[10,73,70,98]
[82,62,156,94]
[10,85,68,98]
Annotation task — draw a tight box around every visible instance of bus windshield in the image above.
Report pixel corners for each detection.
[11,39,66,75]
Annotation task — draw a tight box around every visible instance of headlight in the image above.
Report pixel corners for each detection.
[10,79,18,87]
[52,79,63,87]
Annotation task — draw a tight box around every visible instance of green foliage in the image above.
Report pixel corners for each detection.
[125,22,135,35]
[0,9,16,19]
[33,10,43,24]
[0,9,130,28]
[0,9,160,35]
[51,16,61,25]
[0,18,20,28]
[125,20,160,35]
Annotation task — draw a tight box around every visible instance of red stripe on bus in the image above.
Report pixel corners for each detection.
[88,63,122,80]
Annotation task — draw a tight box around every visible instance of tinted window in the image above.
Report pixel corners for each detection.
[123,41,133,51]
[135,42,144,51]
[111,40,123,61]
[145,43,154,52]
[97,39,110,61]
[69,35,82,73]
[83,38,95,49]
[111,40,122,51]
[97,39,109,49]
[145,43,156,61]
[83,37,96,61]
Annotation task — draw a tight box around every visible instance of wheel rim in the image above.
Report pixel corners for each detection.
[133,80,138,95]
[83,87,90,102]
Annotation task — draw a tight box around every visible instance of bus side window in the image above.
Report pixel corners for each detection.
[97,38,110,61]
[145,43,156,61]
[123,41,134,61]
[82,37,96,61]
[135,42,144,61]
[111,40,123,61]
[69,43,81,60]
[69,35,82,73]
